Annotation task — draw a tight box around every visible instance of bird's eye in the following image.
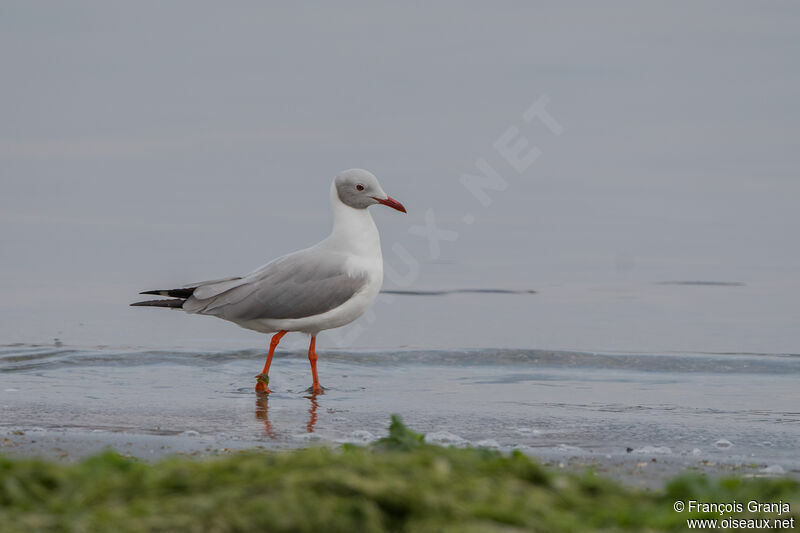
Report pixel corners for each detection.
[356,184,365,191]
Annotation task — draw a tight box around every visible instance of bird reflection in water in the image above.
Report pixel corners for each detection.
[255,394,319,437]
[305,395,319,433]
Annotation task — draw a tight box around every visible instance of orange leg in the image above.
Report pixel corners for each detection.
[308,335,323,395]
[255,330,287,394]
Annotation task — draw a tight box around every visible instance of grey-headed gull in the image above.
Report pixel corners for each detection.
[132,169,406,395]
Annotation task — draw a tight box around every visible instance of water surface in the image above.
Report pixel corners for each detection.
[2,344,797,486]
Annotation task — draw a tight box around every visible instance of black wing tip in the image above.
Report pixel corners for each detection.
[139,288,195,298]
[130,298,186,308]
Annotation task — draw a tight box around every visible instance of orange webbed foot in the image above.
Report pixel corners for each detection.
[255,374,271,394]
[306,384,324,396]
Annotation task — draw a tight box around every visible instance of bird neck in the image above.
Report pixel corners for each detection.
[327,183,381,256]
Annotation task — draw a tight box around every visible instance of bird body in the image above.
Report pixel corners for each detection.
[132,169,405,394]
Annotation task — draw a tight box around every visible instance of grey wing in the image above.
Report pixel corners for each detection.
[183,249,368,321]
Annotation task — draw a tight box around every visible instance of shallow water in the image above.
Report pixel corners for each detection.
[2,344,798,486]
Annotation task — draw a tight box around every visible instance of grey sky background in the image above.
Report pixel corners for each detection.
[1,2,798,352]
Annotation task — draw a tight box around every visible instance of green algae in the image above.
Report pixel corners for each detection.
[0,416,797,532]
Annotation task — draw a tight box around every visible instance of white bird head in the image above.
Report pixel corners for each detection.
[334,169,406,213]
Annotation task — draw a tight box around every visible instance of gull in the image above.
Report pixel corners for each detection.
[131,169,406,395]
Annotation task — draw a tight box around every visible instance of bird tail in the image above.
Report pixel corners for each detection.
[131,277,242,310]
[130,298,186,309]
